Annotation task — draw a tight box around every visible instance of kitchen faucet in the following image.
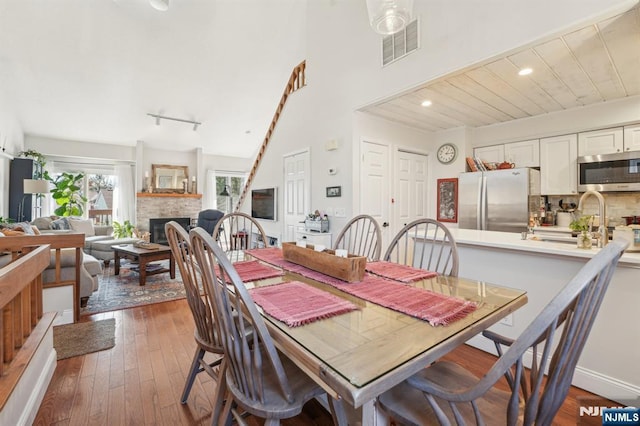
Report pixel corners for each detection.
[577,190,608,248]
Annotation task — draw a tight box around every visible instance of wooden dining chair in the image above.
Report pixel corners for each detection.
[332,214,382,261]
[213,212,268,261]
[383,218,459,277]
[164,221,227,423]
[189,227,346,426]
[377,238,628,425]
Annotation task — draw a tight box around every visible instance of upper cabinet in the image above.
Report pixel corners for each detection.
[504,139,540,168]
[473,145,504,164]
[624,124,640,152]
[540,134,577,195]
[577,127,623,156]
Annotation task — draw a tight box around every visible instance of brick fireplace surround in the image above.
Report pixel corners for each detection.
[136,192,202,234]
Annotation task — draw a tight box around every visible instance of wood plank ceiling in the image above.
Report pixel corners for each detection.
[360,6,640,132]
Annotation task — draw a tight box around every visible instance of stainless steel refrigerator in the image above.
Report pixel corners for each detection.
[458,168,541,233]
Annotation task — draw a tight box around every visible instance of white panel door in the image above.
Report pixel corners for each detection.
[395,150,428,229]
[360,141,391,246]
[283,150,310,243]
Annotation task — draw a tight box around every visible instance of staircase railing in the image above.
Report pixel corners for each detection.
[234,60,306,211]
[0,243,54,412]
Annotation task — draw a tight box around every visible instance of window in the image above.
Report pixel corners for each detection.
[44,156,125,221]
[216,173,246,214]
[88,174,115,224]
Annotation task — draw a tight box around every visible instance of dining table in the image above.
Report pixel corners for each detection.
[232,247,528,425]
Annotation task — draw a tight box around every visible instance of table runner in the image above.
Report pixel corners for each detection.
[248,281,358,327]
[365,260,438,282]
[216,260,283,283]
[246,248,476,326]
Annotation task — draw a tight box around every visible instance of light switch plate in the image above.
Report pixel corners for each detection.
[499,314,513,327]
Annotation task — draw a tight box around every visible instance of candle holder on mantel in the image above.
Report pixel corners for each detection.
[191,180,197,194]
[143,176,151,192]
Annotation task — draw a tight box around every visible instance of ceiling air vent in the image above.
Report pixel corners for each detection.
[382,19,419,66]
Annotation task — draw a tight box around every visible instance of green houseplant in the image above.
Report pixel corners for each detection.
[569,215,593,249]
[45,171,87,217]
[18,149,47,179]
[112,220,135,239]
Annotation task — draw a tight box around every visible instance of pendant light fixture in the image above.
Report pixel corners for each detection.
[149,0,169,12]
[366,0,413,35]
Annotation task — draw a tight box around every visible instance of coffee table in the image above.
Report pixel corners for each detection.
[112,244,175,286]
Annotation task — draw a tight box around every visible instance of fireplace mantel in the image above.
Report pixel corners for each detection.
[137,192,202,199]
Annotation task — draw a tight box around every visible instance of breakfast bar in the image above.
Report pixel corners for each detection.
[446,228,640,404]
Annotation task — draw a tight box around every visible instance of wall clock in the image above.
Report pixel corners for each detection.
[437,143,457,164]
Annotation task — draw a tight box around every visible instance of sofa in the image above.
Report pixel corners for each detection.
[32,216,140,265]
[0,228,102,307]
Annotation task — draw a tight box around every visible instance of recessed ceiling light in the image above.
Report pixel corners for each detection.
[518,68,533,76]
[421,100,432,107]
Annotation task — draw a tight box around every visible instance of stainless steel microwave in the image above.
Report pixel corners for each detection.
[578,151,640,192]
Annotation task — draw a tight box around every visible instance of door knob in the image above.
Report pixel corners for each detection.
[382,222,389,227]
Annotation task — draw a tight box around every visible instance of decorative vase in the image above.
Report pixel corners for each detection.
[577,231,592,249]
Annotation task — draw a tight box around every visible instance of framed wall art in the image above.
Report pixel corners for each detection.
[326,186,341,197]
[437,178,458,223]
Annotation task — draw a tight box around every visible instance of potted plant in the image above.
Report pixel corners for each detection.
[45,171,88,217]
[18,149,47,179]
[112,220,135,239]
[569,215,593,249]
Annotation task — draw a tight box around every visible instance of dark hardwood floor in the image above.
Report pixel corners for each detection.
[34,299,607,425]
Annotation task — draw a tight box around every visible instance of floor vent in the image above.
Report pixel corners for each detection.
[382,18,419,66]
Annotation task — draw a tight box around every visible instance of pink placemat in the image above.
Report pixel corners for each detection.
[298,270,476,326]
[246,248,476,326]
[216,260,283,283]
[248,281,358,327]
[365,261,438,282]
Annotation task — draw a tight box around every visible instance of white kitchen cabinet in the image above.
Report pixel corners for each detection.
[577,127,623,156]
[623,124,640,152]
[540,134,577,195]
[473,145,504,164]
[295,229,332,247]
[504,139,540,167]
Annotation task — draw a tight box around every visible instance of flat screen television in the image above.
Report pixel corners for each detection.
[251,188,277,221]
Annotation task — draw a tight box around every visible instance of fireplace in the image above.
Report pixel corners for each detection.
[149,217,190,245]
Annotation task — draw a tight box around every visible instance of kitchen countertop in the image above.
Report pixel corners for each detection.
[446,228,640,267]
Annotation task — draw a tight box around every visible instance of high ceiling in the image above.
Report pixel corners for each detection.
[360,6,640,132]
[1,2,639,159]
[0,0,306,157]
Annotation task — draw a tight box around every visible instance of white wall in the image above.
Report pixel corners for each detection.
[26,135,135,162]
[0,94,24,217]
[250,0,634,238]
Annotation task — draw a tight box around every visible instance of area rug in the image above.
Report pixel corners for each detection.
[82,260,186,316]
[53,318,116,360]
